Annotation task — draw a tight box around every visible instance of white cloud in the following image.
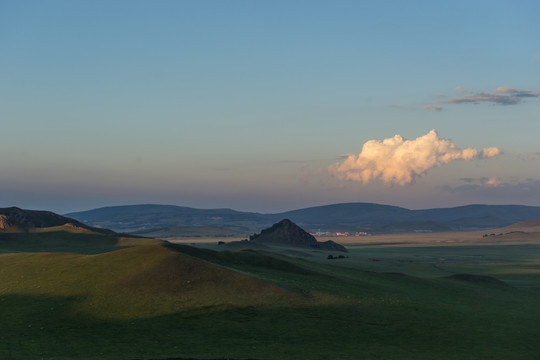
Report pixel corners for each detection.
[329,130,501,186]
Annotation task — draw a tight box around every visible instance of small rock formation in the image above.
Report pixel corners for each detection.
[250,219,347,252]
[0,215,11,230]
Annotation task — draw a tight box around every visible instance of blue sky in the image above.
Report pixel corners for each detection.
[1,0,540,213]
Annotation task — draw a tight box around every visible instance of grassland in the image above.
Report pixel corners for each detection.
[1,223,540,359]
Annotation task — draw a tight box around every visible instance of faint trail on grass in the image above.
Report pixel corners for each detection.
[431,263,454,274]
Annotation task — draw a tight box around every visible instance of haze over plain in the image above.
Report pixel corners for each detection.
[1,1,539,213]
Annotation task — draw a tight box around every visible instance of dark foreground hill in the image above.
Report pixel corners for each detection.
[66,202,540,234]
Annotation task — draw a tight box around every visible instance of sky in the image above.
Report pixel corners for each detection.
[1,0,540,214]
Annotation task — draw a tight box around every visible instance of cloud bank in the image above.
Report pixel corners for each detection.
[459,177,503,188]
[446,177,540,204]
[424,86,539,110]
[329,130,501,185]
[423,105,443,111]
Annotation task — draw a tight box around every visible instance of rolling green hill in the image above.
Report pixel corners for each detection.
[2,238,540,359]
[2,208,540,359]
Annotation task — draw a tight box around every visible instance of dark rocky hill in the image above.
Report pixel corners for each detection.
[0,207,123,254]
[250,219,347,252]
[0,207,88,231]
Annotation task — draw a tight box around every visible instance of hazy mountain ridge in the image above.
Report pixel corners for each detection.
[66,204,268,233]
[65,202,540,234]
[133,225,245,239]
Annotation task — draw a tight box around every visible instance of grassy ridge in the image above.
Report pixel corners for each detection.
[1,232,540,359]
[0,224,150,254]
[0,244,308,321]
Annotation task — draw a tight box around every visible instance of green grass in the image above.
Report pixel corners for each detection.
[1,231,540,359]
[4,295,539,360]
[0,224,154,255]
[334,245,540,290]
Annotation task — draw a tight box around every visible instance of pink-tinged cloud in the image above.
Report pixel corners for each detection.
[329,130,501,185]
[424,105,443,111]
[484,177,503,188]
[480,147,501,158]
[495,87,520,94]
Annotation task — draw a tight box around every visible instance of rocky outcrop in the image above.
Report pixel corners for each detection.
[0,207,92,231]
[250,219,347,252]
[0,215,11,229]
[317,239,349,252]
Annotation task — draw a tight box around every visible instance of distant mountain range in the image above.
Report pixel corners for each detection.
[65,202,540,234]
[67,204,267,233]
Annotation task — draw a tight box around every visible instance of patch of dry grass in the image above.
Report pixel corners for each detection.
[317,228,540,248]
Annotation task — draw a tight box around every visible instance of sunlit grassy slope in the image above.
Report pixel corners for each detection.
[1,226,540,359]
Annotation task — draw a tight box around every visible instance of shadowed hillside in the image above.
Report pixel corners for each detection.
[0,207,105,233]
[0,207,147,254]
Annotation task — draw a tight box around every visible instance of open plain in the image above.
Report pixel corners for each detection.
[2,215,539,359]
